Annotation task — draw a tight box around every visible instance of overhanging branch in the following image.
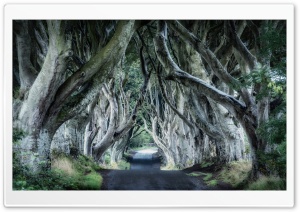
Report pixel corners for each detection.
[154,21,247,117]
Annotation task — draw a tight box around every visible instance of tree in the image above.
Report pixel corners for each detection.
[13,20,138,172]
[13,20,286,180]
[153,20,286,178]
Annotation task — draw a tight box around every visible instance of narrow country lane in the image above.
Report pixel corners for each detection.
[100,149,209,190]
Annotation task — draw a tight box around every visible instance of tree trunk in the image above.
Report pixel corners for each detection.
[19,129,52,173]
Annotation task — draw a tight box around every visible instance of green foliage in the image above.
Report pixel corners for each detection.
[257,114,286,145]
[111,159,131,170]
[116,160,131,170]
[207,180,218,187]
[13,128,26,143]
[256,143,286,178]
[104,153,111,164]
[76,154,102,172]
[257,108,286,178]
[237,21,287,180]
[13,87,20,99]
[123,58,143,102]
[200,161,214,168]
[13,169,80,190]
[79,172,103,190]
[247,176,286,190]
[258,21,286,66]
[203,173,213,181]
[13,151,103,190]
[238,65,285,101]
[238,21,286,100]
[187,172,217,187]
[128,130,152,149]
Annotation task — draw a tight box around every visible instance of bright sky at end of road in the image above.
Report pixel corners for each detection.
[136,149,158,154]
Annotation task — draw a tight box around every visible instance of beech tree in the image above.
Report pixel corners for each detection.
[14,20,139,172]
[153,20,286,178]
[13,20,286,179]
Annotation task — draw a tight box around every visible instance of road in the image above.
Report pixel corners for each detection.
[100,149,209,190]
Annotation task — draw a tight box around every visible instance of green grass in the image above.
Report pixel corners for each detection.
[187,171,217,187]
[200,161,214,168]
[217,160,251,188]
[13,154,103,190]
[75,155,102,172]
[100,158,131,170]
[123,152,131,159]
[247,176,286,190]
[117,160,130,170]
[80,172,103,190]
[203,173,212,181]
[207,179,218,186]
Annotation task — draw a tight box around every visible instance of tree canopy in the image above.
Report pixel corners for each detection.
[13,20,286,182]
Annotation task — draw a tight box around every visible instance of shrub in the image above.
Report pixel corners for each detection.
[79,172,103,190]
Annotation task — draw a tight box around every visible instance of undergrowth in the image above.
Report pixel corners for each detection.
[99,159,131,170]
[13,152,103,190]
[217,160,252,188]
[117,160,131,170]
[247,176,286,190]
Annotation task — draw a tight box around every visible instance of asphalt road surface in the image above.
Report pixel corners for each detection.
[100,149,209,190]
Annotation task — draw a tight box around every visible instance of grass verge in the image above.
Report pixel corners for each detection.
[247,176,286,190]
[13,154,103,190]
[217,160,251,188]
[187,171,217,187]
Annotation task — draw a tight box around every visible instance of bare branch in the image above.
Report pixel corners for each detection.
[34,29,48,56]
[154,22,246,117]
[227,21,257,69]
[157,70,195,129]
[167,20,256,109]
[167,21,242,90]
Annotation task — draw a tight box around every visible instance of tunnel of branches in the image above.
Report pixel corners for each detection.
[13,20,286,179]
